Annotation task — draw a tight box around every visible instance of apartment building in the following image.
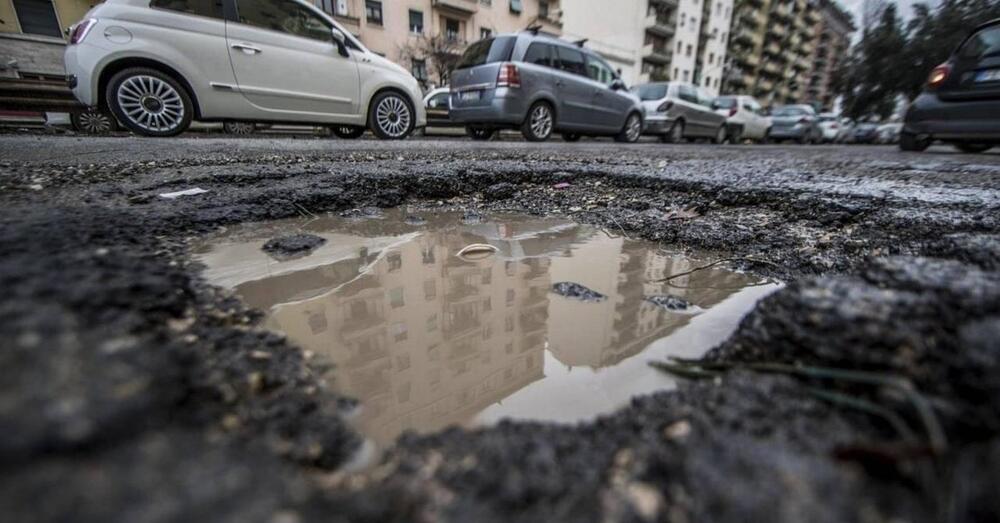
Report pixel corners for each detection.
[692,0,734,95]
[723,0,823,106]
[320,0,562,87]
[800,0,853,110]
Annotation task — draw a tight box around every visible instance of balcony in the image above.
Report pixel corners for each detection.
[732,28,756,47]
[767,24,787,38]
[763,41,782,57]
[733,51,760,68]
[740,10,764,28]
[645,14,675,38]
[432,0,478,16]
[761,61,782,77]
[769,5,793,23]
[643,43,673,65]
[649,0,679,7]
[805,7,821,24]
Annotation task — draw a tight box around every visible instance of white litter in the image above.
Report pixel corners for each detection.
[159,188,209,199]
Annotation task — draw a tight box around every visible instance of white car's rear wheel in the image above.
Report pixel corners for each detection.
[107,67,192,137]
[369,91,414,140]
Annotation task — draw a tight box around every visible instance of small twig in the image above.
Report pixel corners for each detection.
[649,361,720,380]
[652,257,781,283]
[805,387,919,444]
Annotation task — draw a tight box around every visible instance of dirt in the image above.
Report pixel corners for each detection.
[1,136,999,522]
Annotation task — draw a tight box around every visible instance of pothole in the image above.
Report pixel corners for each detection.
[196,209,781,448]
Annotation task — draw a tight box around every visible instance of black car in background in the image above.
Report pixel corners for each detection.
[852,122,880,144]
[902,18,1000,153]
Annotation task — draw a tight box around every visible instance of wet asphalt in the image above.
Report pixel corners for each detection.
[1,133,1000,522]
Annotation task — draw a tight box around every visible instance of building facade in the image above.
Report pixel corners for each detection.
[322,0,562,88]
[1,0,94,77]
[692,0,733,94]
[800,0,853,110]
[722,0,823,106]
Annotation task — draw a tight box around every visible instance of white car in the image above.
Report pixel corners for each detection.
[710,95,771,141]
[64,0,425,139]
[817,113,840,143]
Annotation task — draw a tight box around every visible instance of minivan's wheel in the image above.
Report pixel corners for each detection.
[369,91,414,140]
[521,102,554,142]
[223,121,256,135]
[332,125,366,139]
[467,127,496,141]
[954,142,992,154]
[899,131,930,152]
[107,67,193,137]
[712,126,727,144]
[562,133,582,142]
[615,112,642,143]
[71,108,118,134]
[662,120,684,143]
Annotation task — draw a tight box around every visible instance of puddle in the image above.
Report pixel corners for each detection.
[196,210,781,447]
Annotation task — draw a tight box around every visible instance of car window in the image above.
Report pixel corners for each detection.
[711,96,736,109]
[456,36,516,69]
[151,0,224,19]
[585,54,616,85]
[237,0,331,42]
[633,84,668,100]
[523,43,555,68]
[677,84,698,104]
[555,46,587,76]
[772,106,806,117]
[428,92,449,108]
[959,25,1000,62]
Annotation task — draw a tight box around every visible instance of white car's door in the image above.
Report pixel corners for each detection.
[226,0,360,119]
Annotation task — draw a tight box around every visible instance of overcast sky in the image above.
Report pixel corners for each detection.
[837,0,943,27]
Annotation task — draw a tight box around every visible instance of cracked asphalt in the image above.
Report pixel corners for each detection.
[2,134,1000,522]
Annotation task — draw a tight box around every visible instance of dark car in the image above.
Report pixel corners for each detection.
[448,32,644,143]
[852,122,880,144]
[767,104,823,144]
[902,18,1000,153]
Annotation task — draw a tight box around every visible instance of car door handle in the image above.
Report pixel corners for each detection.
[231,43,262,54]
[555,80,564,87]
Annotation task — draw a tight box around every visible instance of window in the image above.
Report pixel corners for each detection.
[677,41,682,53]
[365,0,382,25]
[151,0,224,19]
[680,13,685,27]
[456,36,516,69]
[509,0,522,14]
[480,27,492,39]
[409,9,423,33]
[678,83,698,103]
[13,0,63,37]
[445,18,460,41]
[539,0,549,18]
[682,70,689,81]
[427,91,448,108]
[389,287,405,308]
[423,278,436,299]
[412,59,428,82]
[523,43,555,67]
[686,44,692,57]
[556,46,587,76]
[708,52,714,64]
[585,54,616,85]
[237,0,332,42]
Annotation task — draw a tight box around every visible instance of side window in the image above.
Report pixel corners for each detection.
[523,43,554,68]
[237,0,332,42]
[959,26,1000,64]
[585,54,616,85]
[678,84,698,103]
[428,92,449,108]
[555,46,587,76]
[151,0,224,19]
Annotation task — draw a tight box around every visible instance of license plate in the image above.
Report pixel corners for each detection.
[975,68,1000,82]
[460,90,480,101]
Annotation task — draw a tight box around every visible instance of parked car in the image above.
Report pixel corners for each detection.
[817,113,840,143]
[64,0,426,139]
[634,82,727,143]
[423,87,461,130]
[768,105,823,144]
[852,122,880,144]
[902,18,1000,153]
[711,95,771,141]
[877,122,902,144]
[449,32,644,142]
[836,118,856,143]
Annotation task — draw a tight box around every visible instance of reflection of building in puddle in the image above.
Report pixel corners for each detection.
[263,223,574,446]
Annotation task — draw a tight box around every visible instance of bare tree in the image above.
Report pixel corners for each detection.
[398,34,467,88]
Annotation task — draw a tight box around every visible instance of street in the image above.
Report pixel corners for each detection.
[2,134,1000,522]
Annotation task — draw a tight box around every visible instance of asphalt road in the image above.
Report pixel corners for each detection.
[2,133,1000,523]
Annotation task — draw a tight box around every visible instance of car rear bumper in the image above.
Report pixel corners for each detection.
[448,88,527,126]
[904,92,1000,141]
[642,115,676,134]
[769,126,808,139]
[64,43,101,107]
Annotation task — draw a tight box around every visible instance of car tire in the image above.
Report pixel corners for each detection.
[954,142,992,154]
[332,125,366,139]
[369,91,415,140]
[521,101,554,142]
[614,112,643,143]
[899,132,930,152]
[223,121,256,135]
[712,126,727,144]
[107,67,193,137]
[562,133,582,142]
[664,120,684,143]
[70,108,118,134]
[467,127,496,141]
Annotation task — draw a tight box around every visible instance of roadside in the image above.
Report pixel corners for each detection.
[2,136,999,522]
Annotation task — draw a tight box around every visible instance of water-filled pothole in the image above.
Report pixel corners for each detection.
[196,209,780,446]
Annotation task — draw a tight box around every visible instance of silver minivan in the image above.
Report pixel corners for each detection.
[448,32,644,143]
[633,82,728,143]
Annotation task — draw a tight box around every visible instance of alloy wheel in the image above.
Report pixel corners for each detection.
[530,105,553,139]
[224,121,256,135]
[375,95,412,138]
[116,75,185,132]
[73,110,116,134]
[624,114,642,142]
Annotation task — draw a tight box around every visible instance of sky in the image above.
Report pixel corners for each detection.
[838,0,943,27]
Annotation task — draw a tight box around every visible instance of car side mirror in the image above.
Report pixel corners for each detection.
[331,28,349,57]
[610,79,626,91]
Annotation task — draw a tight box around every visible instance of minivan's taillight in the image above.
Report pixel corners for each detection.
[728,106,738,117]
[657,101,673,112]
[497,63,521,88]
[69,18,97,45]
[798,117,811,124]
[927,63,950,89]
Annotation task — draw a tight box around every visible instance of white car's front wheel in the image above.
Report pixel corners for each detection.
[107,67,193,137]
[369,91,414,140]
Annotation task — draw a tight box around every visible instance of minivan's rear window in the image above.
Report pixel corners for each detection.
[456,36,516,69]
[711,96,736,109]
[959,25,1000,60]
[634,84,668,101]
[773,106,807,117]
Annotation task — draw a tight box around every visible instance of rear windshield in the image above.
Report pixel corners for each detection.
[773,106,807,117]
[818,115,836,122]
[456,36,516,69]
[959,25,1000,60]
[711,96,736,109]
[633,84,668,101]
